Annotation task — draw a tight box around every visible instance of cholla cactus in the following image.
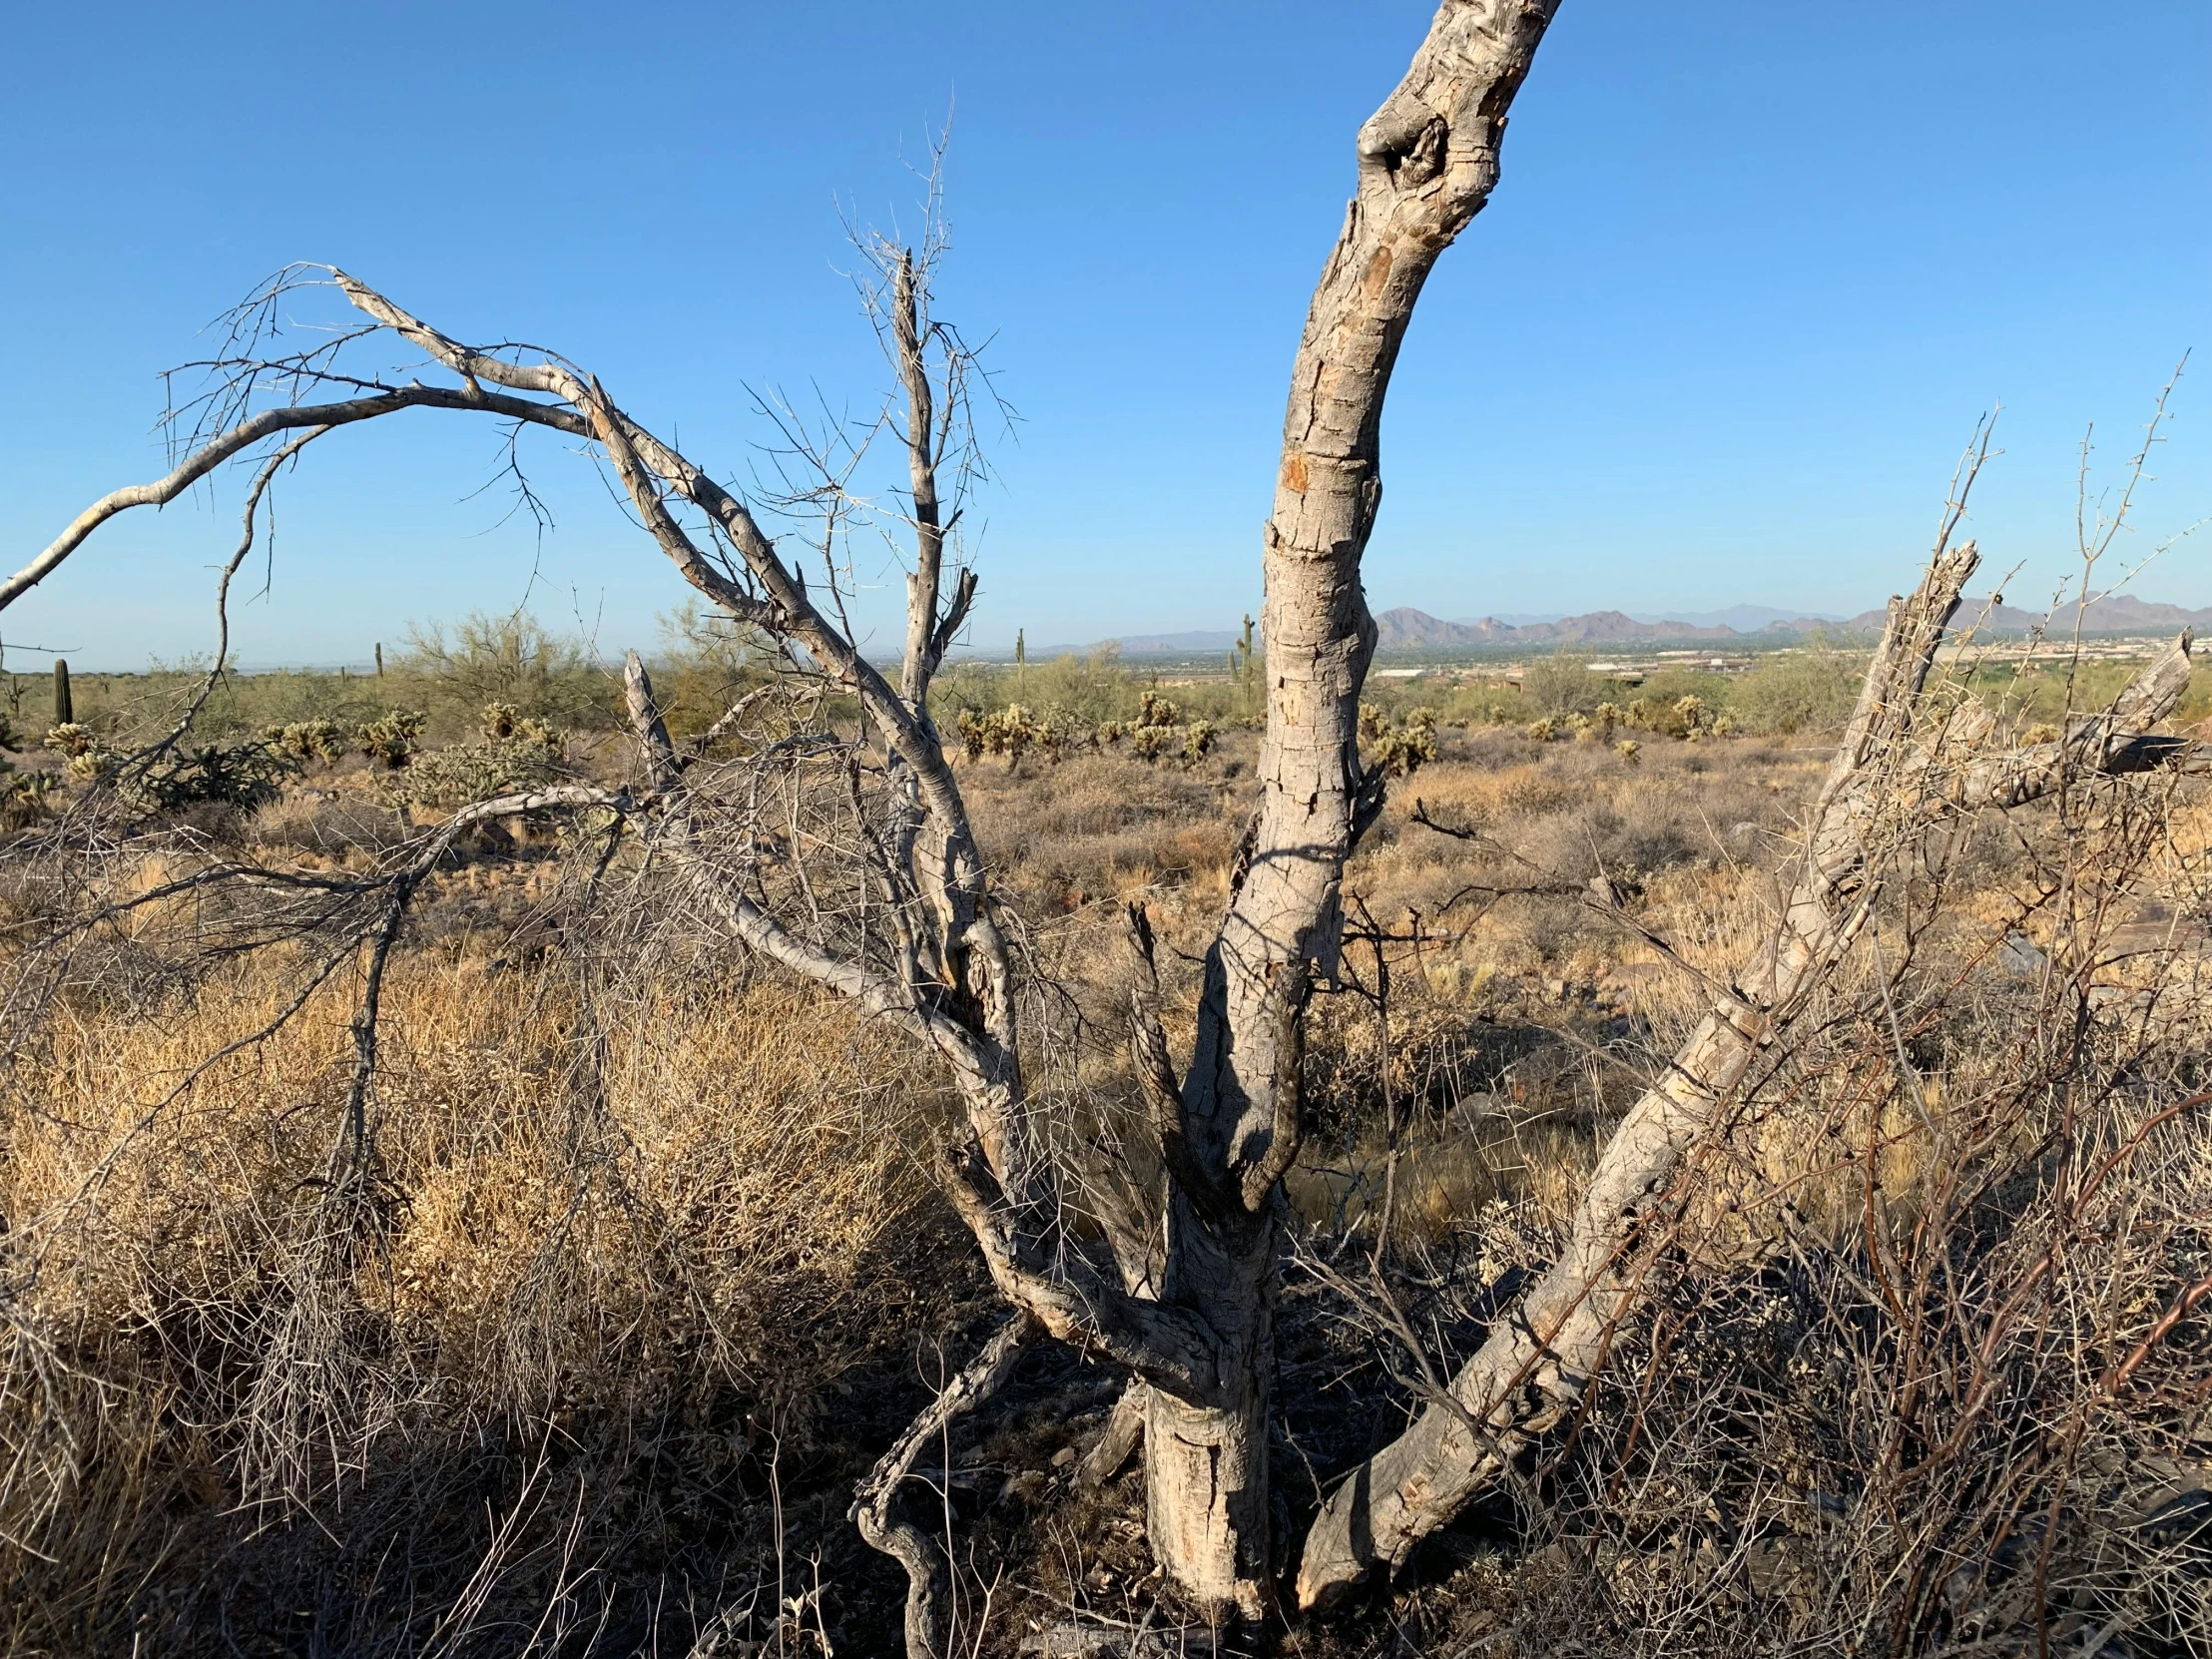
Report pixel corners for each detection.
[1,766,56,826]
[955,704,1046,767]
[1036,705,1090,763]
[1592,702,1620,741]
[1568,713,1595,743]
[998,706,1039,766]
[133,742,298,813]
[474,703,560,748]
[1138,691,1182,730]
[1182,721,1218,766]
[1615,738,1642,763]
[46,724,117,780]
[1621,694,1716,741]
[1526,717,1559,742]
[1362,704,1438,776]
[42,722,95,758]
[357,710,427,769]
[265,718,349,763]
[1096,720,1129,747]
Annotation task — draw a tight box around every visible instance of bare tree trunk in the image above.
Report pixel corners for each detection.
[1140,1,1562,1620]
[1141,1195,1279,1617]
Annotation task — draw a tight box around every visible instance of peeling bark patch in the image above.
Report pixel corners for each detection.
[1280,454,1308,493]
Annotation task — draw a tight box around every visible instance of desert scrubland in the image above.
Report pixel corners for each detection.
[4,7,2205,1653]
[4,623,2212,1657]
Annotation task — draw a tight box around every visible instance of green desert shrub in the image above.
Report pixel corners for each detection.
[653,602,782,741]
[1729,641,1863,735]
[390,613,616,737]
[1518,652,1601,719]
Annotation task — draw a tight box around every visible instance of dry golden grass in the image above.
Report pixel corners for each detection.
[0,944,977,1656]
[10,961,934,1398]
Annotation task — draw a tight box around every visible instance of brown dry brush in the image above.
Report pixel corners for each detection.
[1559,788,2212,1659]
[6,637,2212,1658]
[0,629,1163,1658]
[0,723,1000,1656]
[1271,716,2212,1655]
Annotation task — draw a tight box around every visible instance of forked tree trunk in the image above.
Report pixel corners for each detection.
[1148,0,1564,1621]
[3,13,1573,1635]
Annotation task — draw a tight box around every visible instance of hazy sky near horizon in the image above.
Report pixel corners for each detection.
[1,1,2206,669]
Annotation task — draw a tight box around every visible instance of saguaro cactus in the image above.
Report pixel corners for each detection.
[51,659,71,727]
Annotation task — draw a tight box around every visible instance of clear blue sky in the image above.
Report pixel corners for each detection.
[1,1,2205,668]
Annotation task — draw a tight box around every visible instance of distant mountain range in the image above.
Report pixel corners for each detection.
[1379,593,2212,651]
[1086,629,1250,654]
[1015,594,2212,661]
[1374,608,1838,650]
[1477,604,1848,633]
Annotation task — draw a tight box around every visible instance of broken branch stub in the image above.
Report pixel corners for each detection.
[1297,538,1982,1606]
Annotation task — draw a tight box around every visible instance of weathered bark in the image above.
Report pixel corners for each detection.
[1077,1382,1150,1490]
[893,248,950,710]
[1141,1201,1279,1620]
[1140,0,1563,1620]
[1295,560,2202,1607]
[1951,632,2196,809]
[623,650,680,796]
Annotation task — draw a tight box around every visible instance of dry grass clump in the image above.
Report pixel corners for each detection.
[0,945,970,1657]
[960,747,1253,920]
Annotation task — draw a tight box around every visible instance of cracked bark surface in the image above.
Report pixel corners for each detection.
[1146,1,1564,1619]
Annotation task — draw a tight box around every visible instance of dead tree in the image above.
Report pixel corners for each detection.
[1117,1,1566,1614]
[7,4,1569,1635]
[20,11,2209,1652]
